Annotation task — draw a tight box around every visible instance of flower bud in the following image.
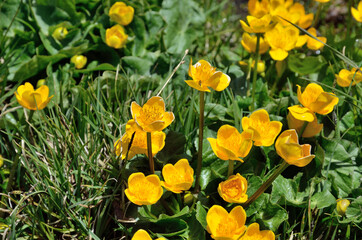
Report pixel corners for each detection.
[52,27,68,40]
[36,79,46,88]
[71,55,87,69]
[336,199,350,216]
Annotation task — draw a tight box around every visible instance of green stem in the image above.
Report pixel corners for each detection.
[299,121,309,138]
[242,161,289,209]
[227,160,234,177]
[251,34,261,111]
[147,132,154,174]
[194,91,205,193]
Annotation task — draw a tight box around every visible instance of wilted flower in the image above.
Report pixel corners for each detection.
[206,205,247,240]
[336,199,351,216]
[241,109,282,147]
[248,0,270,18]
[351,1,362,22]
[109,2,134,26]
[70,55,87,69]
[218,173,248,204]
[240,14,273,33]
[297,83,339,115]
[207,125,253,162]
[131,229,164,240]
[336,68,362,87]
[287,107,323,138]
[306,28,327,51]
[161,159,194,193]
[240,223,275,240]
[52,26,68,40]
[131,96,174,132]
[15,82,54,110]
[105,25,128,49]
[275,129,315,167]
[125,172,163,205]
[241,33,269,54]
[264,24,299,61]
[239,60,266,74]
[186,59,230,92]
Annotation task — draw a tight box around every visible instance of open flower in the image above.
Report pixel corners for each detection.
[52,26,68,40]
[207,205,247,240]
[297,83,339,115]
[109,2,134,26]
[336,199,351,216]
[218,173,248,204]
[241,109,282,147]
[241,33,269,54]
[105,25,128,49]
[15,82,54,110]
[185,59,230,92]
[289,2,314,29]
[114,119,166,159]
[125,172,163,205]
[265,24,299,61]
[131,96,174,132]
[131,229,164,240]
[240,223,275,240]
[287,107,323,138]
[351,1,362,22]
[71,55,87,69]
[306,28,327,51]
[248,0,270,18]
[207,125,253,162]
[336,68,362,87]
[240,14,273,33]
[161,159,194,193]
[275,129,315,167]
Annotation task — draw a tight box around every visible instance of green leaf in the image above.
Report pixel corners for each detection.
[195,202,207,230]
[288,53,327,75]
[256,202,289,232]
[157,131,187,164]
[345,196,362,223]
[188,213,206,240]
[155,218,189,237]
[310,190,336,209]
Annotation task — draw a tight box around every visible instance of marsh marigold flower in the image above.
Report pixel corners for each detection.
[336,199,351,216]
[206,205,247,240]
[131,229,164,240]
[106,25,128,49]
[306,28,326,51]
[131,96,174,132]
[351,1,362,22]
[109,2,134,26]
[241,109,282,147]
[289,2,314,29]
[71,55,87,69]
[241,33,269,54]
[125,172,163,205]
[314,0,330,3]
[218,173,248,204]
[240,14,273,33]
[275,129,315,167]
[114,119,166,159]
[207,125,253,162]
[265,24,299,61]
[15,82,54,110]
[161,159,194,193]
[52,26,68,40]
[297,83,338,115]
[240,223,275,240]
[287,107,323,138]
[336,68,362,87]
[186,59,231,92]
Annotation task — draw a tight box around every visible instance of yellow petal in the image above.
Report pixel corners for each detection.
[309,92,339,115]
[288,105,315,122]
[131,229,152,240]
[207,137,230,160]
[269,48,289,61]
[184,80,210,92]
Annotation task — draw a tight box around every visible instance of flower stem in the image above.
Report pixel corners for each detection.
[299,121,309,138]
[146,132,155,174]
[227,160,234,177]
[242,161,289,209]
[251,33,261,111]
[194,91,205,193]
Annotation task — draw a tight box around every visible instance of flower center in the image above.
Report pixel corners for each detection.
[216,216,238,237]
[194,63,215,85]
[140,106,163,125]
[223,179,243,198]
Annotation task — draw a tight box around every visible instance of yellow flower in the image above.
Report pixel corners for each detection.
[275,129,315,167]
[105,25,128,49]
[207,125,253,162]
[125,172,163,205]
[314,0,330,3]
[206,205,247,240]
[306,28,327,51]
[336,68,362,87]
[186,59,231,92]
[248,0,270,18]
[161,159,194,193]
[239,223,275,240]
[52,26,68,40]
[15,82,54,110]
[265,24,299,61]
[218,173,248,204]
[336,199,351,216]
[297,83,339,115]
[131,229,165,240]
[239,60,266,74]
[351,1,362,22]
[114,119,166,159]
[287,107,323,138]
[241,33,269,54]
[70,55,87,69]
[289,3,314,29]
[240,14,273,33]
[271,5,300,26]
[131,96,174,132]
[109,2,134,26]
[241,109,283,147]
